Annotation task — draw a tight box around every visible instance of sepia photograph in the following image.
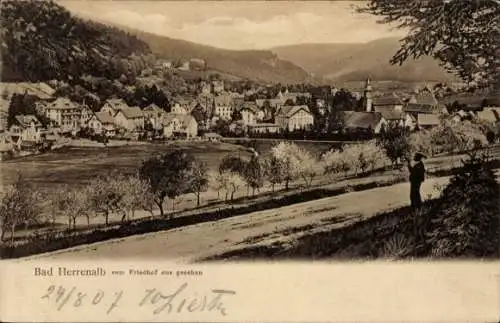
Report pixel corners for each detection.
[0,0,499,266]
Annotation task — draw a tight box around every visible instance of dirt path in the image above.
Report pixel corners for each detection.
[25,174,461,263]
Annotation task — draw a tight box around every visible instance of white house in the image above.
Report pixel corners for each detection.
[87,112,116,137]
[275,105,314,132]
[378,110,415,130]
[44,97,81,132]
[239,103,259,125]
[9,115,44,143]
[100,98,128,116]
[80,106,93,128]
[162,113,198,138]
[113,107,144,131]
[214,94,234,120]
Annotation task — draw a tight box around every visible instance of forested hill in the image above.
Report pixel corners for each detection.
[0,0,152,83]
[129,29,313,84]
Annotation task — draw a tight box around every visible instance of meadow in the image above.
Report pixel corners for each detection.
[1,141,252,192]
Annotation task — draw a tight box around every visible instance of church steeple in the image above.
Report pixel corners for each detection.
[363,77,373,112]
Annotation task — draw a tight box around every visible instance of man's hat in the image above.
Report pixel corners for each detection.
[415,152,427,159]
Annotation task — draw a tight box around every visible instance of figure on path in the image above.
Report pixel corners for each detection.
[407,152,426,209]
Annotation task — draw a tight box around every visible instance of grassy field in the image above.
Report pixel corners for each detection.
[0,141,252,192]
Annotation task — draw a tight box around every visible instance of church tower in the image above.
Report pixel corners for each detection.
[363,77,373,112]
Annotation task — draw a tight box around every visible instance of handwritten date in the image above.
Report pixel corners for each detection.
[41,283,236,316]
[41,285,122,314]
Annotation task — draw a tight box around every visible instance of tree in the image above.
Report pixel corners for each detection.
[117,174,152,222]
[357,1,500,88]
[208,170,227,201]
[88,174,123,226]
[264,155,286,192]
[52,185,91,229]
[244,155,265,196]
[219,155,247,175]
[297,150,319,188]
[322,149,351,179]
[0,175,41,244]
[270,142,304,190]
[223,171,246,201]
[231,109,242,121]
[377,125,411,166]
[188,161,209,207]
[139,149,198,216]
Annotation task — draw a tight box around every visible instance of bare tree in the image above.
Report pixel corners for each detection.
[88,174,123,226]
[0,176,41,244]
[52,185,91,230]
[188,161,209,207]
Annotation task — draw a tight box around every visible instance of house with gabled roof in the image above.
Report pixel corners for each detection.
[44,97,82,132]
[100,98,128,116]
[406,87,441,117]
[114,106,144,131]
[238,102,260,125]
[87,112,116,137]
[214,93,234,120]
[416,113,440,129]
[373,93,404,112]
[162,113,198,138]
[275,105,314,132]
[378,109,415,130]
[9,115,45,143]
[341,111,387,134]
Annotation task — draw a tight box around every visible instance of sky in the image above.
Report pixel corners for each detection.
[59,1,407,50]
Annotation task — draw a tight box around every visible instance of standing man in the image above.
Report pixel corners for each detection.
[407,152,426,208]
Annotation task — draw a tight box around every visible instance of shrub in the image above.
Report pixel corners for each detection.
[425,152,500,258]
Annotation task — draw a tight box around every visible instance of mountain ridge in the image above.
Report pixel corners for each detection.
[85,18,315,85]
[271,37,458,83]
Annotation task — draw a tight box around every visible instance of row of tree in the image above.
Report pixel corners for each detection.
[1,122,495,245]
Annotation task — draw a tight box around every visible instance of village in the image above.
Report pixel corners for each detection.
[2,63,500,161]
[1,0,500,268]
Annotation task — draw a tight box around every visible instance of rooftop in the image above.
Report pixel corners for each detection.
[276,105,310,118]
[417,113,440,126]
[118,106,144,119]
[14,115,42,128]
[373,93,403,106]
[343,112,383,129]
[95,112,115,124]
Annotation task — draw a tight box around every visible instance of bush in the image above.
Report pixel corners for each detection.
[425,152,500,258]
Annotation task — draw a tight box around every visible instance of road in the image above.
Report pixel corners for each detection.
[24,174,475,263]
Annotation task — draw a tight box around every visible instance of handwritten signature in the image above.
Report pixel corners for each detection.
[41,283,236,316]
